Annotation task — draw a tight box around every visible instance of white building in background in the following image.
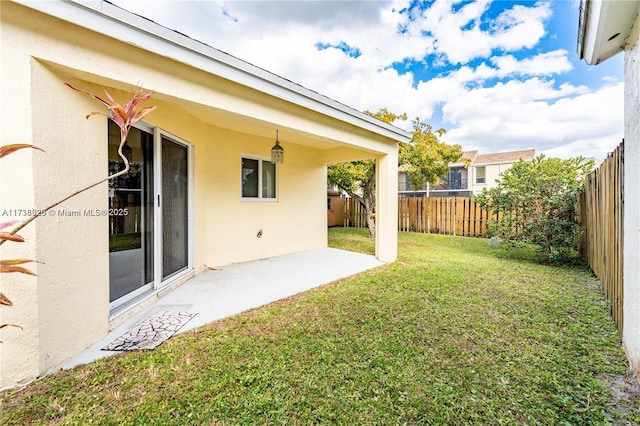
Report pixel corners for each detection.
[398,148,536,197]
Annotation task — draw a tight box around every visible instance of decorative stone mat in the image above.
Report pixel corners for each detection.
[102,311,197,351]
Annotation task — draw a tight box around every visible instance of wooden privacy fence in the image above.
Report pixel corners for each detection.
[398,197,495,236]
[327,196,368,228]
[579,141,624,333]
[329,195,495,237]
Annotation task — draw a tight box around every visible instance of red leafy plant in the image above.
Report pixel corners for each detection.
[0,84,156,338]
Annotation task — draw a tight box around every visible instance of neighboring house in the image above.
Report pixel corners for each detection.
[399,148,536,197]
[428,150,477,197]
[578,0,640,379]
[471,149,537,195]
[0,1,410,389]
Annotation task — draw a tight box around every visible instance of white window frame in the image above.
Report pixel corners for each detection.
[240,155,278,201]
[475,166,486,185]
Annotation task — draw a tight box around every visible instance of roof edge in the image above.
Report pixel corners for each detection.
[577,0,640,65]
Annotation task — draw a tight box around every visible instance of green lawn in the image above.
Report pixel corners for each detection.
[109,232,141,252]
[2,229,639,425]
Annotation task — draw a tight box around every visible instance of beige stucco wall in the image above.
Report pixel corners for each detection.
[0,16,41,387]
[1,42,113,388]
[624,11,640,380]
[0,2,399,389]
[376,150,398,261]
[194,125,328,267]
[471,162,516,194]
[31,61,111,378]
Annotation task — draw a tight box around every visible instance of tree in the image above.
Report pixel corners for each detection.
[327,108,464,237]
[475,155,593,263]
[400,120,467,191]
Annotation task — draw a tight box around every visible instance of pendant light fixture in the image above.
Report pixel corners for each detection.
[271,129,284,164]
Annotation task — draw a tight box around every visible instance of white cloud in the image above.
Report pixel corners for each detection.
[444,82,623,159]
[490,2,551,50]
[108,0,623,160]
[491,50,573,77]
[416,0,552,65]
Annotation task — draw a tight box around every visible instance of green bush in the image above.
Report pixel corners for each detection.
[476,155,592,264]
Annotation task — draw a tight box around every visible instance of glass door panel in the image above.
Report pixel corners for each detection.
[161,136,189,280]
[262,161,276,198]
[108,121,154,304]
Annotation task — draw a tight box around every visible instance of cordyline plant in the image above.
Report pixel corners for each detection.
[0,83,156,338]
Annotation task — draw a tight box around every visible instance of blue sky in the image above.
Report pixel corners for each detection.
[110,0,624,160]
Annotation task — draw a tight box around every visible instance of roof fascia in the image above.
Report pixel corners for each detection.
[15,0,411,143]
[473,159,532,166]
[578,0,640,65]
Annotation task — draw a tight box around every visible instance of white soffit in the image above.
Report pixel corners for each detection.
[15,0,412,143]
[579,0,640,65]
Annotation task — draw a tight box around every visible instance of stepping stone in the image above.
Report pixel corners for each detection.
[102,311,196,351]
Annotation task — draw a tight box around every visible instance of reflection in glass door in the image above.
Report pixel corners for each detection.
[108,121,154,306]
[161,136,189,280]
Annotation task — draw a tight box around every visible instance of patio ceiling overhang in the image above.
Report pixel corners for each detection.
[17,0,411,158]
[175,94,404,160]
[577,0,640,65]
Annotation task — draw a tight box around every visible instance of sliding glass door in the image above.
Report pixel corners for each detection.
[109,123,191,310]
[108,121,154,305]
[161,136,189,280]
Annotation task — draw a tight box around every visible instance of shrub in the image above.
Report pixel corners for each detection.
[476,155,592,263]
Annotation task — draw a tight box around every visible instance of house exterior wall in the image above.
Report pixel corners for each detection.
[195,125,328,267]
[0,14,41,388]
[376,149,398,261]
[624,12,640,379]
[1,9,112,390]
[0,2,399,389]
[470,162,517,194]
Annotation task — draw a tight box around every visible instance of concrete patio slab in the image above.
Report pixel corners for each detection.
[63,247,384,369]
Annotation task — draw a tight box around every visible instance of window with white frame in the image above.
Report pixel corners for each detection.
[241,156,277,200]
[475,166,486,184]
